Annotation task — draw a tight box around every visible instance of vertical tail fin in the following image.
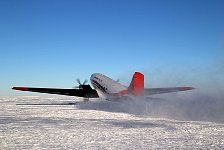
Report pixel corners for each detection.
[128,72,144,96]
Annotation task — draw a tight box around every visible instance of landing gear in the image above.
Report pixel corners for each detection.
[84,98,89,102]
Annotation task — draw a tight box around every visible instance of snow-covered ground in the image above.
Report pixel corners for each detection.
[1,96,224,149]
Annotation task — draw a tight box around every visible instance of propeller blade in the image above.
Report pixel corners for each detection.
[76,78,81,85]
[83,79,88,85]
[75,78,88,89]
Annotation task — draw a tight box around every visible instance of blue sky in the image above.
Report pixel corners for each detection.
[0,0,224,96]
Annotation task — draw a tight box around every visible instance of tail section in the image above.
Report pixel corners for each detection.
[128,72,144,96]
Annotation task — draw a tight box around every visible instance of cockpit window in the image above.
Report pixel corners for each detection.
[94,76,102,82]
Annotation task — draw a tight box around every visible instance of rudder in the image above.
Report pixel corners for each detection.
[128,72,144,96]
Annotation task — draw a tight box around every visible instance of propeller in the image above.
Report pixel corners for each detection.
[74,78,88,89]
[83,79,88,85]
[76,78,81,85]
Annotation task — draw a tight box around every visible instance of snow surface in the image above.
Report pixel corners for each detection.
[1,96,224,149]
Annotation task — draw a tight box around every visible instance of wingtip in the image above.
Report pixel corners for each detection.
[12,87,29,91]
[180,87,195,91]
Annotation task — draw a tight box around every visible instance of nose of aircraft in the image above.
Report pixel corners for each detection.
[90,73,99,89]
[90,73,99,84]
[90,73,96,81]
[90,73,101,80]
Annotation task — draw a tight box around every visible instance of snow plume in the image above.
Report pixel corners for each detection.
[78,91,224,123]
[146,91,224,123]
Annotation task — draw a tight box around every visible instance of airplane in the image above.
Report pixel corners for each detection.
[12,72,194,101]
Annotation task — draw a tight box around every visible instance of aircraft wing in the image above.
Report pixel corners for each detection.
[12,87,99,98]
[144,87,194,95]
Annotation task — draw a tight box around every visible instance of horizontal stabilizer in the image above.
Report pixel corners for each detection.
[144,87,195,95]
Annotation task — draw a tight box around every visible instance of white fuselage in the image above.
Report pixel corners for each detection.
[90,73,127,98]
